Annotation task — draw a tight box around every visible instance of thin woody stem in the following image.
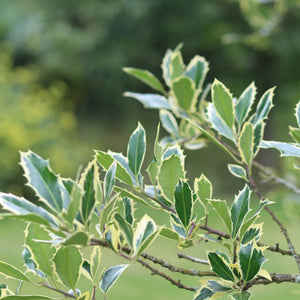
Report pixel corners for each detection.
[40,282,76,299]
[177,253,209,265]
[245,164,300,272]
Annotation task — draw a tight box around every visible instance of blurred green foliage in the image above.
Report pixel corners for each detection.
[0,0,299,192]
[0,47,89,192]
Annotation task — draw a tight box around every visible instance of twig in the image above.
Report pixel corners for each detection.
[244,273,300,290]
[253,161,300,195]
[137,258,198,292]
[92,285,96,300]
[177,253,209,265]
[40,282,76,299]
[141,252,214,277]
[246,165,300,272]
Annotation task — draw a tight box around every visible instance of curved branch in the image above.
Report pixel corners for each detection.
[177,253,209,265]
[40,282,76,299]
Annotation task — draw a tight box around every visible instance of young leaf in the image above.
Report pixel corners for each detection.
[174,181,192,228]
[99,264,128,295]
[212,79,235,130]
[207,280,232,292]
[230,291,252,300]
[0,296,59,300]
[127,123,146,176]
[295,100,300,128]
[0,193,59,229]
[239,242,266,282]
[289,126,300,143]
[231,185,251,238]
[114,213,133,247]
[206,103,236,142]
[170,50,185,81]
[80,162,98,224]
[0,262,32,284]
[260,141,300,157]
[147,160,159,186]
[124,92,171,110]
[63,179,83,225]
[252,87,275,125]
[172,77,196,111]
[161,48,172,86]
[193,287,214,300]
[194,174,212,213]
[157,154,185,202]
[235,82,256,128]
[208,252,235,282]
[159,227,180,241]
[253,121,265,157]
[239,122,254,169]
[62,231,89,246]
[20,151,63,212]
[91,247,102,281]
[159,110,179,137]
[104,162,116,203]
[154,123,163,161]
[122,197,134,225]
[185,55,209,92]
[241,224,262,245]
[227,164,247,180]
[25,223,55,277]
[133,215,159,257]
[210,199,231,232]
[123,68,166,94]
[53,246,82,290]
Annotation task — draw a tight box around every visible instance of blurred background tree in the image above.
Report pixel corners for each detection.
[0,0,299,193]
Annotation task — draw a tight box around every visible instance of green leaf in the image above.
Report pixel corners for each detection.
[63,179,83,225]
[25,223,56,277]
[193,287,214,300]
[194,174,212,213]
[147,160,159,186]
[0,261,32,283]
[289,126,300,143]
[228,164,247,180]
[127,123,146,176]
[185,55,209,92]
[210,199,231,232]
[123,92,171,110]
[236,82,256,128]
[253,121,265,157]
[241,224,262,245]
[295,101,300,128]
[231,185,251,238]
[170,50,185,81]
[174,181,192,228]
[159,227,180,241]
[161,48,172,86]
[62,231,89,246]
[53,246,82,290]
[95,150,133,186]
[20,151,63,212]
[239,242,266,282]
[207,280,232,292]
[104,162,116,203]
[0,193,59,229]
[0,296,60,300]
[239,122,254,169]
[133,215,159,257]
[22,247,37,273]
[123,67,166,94]
[158,154,185,202]
[80,162,98,224]
[122,197,134,225]
[91,247,102,281]
[212,79,235,130]
[114,213,133,247]
[206,103,236,142]
[230,291,252,300]
[154,123,163,161]
[253,87,275,125]
[100,264,128,295]
[260,140,300,157]
[172,77,196,111]
[159,110,179,137]
[208,252,235,282]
